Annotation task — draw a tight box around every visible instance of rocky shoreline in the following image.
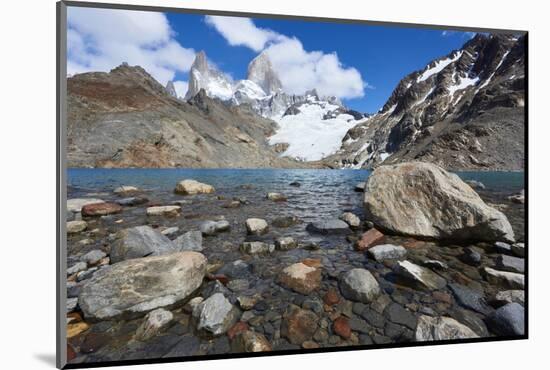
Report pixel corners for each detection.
[65,163,525,364]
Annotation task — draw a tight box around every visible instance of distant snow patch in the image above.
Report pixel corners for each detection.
[417,51,463,83]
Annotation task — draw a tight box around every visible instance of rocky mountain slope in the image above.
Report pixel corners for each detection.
[67,63,310,168]
[325,33,525,170]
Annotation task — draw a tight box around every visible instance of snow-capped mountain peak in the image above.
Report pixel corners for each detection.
[247,52,283,95]
[184,51,234,101]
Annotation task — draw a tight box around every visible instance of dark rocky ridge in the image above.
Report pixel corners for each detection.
[67,64,313,168]
[325,34,526,170]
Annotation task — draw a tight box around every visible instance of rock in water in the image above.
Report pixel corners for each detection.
[483,267,524,289]
[110,225,175,263]
[266,192,287,202]
[415,315,479,341]
[511,243,525,257]
[240,242,274,255]
[245,218,269,235]
[363,162,515,242]
[355,228,386,251]
[339,212,361,228]
[200,220,230,236]
[135,308,173,341]
[495,255,525,273]
[486,302,524,336]
[493,290,525,306]
[67,198,104,213]
[113,185,139,195]
[146,205,181,217]
[275,236,297,250]
[174,179,215,195]
[339,268,381,303]
[367,244,407,262]
[231,330,272,352]
[281,306,318,345]
[196,293,240,335]
[81,202,122,217]
[67,220,87,234]
[278,262,322,294]
[78,251,207,320]
[394,261,447,290]
[306,219,350,235]
[80,250,107,265]
[173,231,203,251]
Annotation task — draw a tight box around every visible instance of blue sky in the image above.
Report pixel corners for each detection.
[67,6,477,113]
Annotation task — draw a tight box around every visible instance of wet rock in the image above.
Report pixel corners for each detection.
[146,205,181,217]
[306,219,350,235]
[289,181,301,187]
[275,236,297,250]
[163,335,201,358]
[222,200,241,209]
[511,243,525,257]
[385,303,417,330]
[494,241,513,255]
[67,220,87,234]
[80,250,107,266]
[333,317,352,339]
[237,295,259,310]
[367,244,407,262]
[77,267,98,282]
[81,202,122,217]
[218,260,251,278]
[227,322,249,340]
[227,279,249,292]
[232,330,272,352]
[486,302,524,336]
[507,190,525,204]
[348,317,371,334]
[359,307,385,328]
[301,242,320,251]
[115,196,149,206]
[354,182,366,192]
[135,308,173,341]
[272,216,300,228]
[394,261,446,290]
[364,162,515,242]
[448,284,491,315]
[173,230,203,252]
[278,262,321,295]
[79,252,206,321]
[67,297,78,312]
[67,321,90,338]
[355,228,385,251]
[422,260,448,270]
[323,288,341,306]
[113,185,139,195]
[302,340,319,349]
[200,220,230,236]
[174,179,215,195]
[266,192,287,202]
[339,268,381,303]
[492,290,525,306]
[281,306,318,345]
[449,308,489,337]
[67,261,87,276]
[245,218,269,235]
[483,267,524,289]
[196,293,240,336]
[67,198,104,213]
[339,212,361,228]
[110,225,175,263]
[415,315,479,341]
[240,241,274,255]
[161,227,179,237]
[460,247,482,266]
[495,255,525,273]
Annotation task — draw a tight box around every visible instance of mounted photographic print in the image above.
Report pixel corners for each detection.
[57,1,527,368]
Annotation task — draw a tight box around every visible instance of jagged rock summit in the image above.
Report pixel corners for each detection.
[247,52,283,95]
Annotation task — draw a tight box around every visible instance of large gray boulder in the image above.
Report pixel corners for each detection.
[79,251,207,321]
[486,302,524,336]
[363,162,515,242]
[110,225,175,264]
[339,268,381,303]
[173,231,203,251]
[195,293,240,335]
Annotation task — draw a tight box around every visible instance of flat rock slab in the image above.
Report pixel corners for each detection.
[306,219,350,235]
[448,284,491,315]
[484,267,524,289]
[67,198,104,213]
[79,251,207,321]
[368,244,407,261]
[196,293,240,336]
[278,262,321,294]
[355,228,385,251]
[174,179,215,195]
[394,261,446,290]
[200,220,230,236]
[245,218,269,235]
[146,205,181,217]
[415,315,479,341]
[110,225,175,264]
[81,202,122,217]
[495,255,525,273]
[364,162,515,242]
[173,231,203,251]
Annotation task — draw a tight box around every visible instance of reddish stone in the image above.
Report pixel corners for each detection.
[228,322,249,340]
[281,307,318,345]
[302,341,320,349]
[433,291,453,304]
[403,239,427,249]
[333,316,351,339]
[323,288,341,306]
[81,202,122,217]
[67,344,76,362]
[355,228,385,251]
[302,258,322,268]
[206,273,229,285]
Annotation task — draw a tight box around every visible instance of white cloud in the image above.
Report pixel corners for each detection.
[207,16,365,99]
[173,81,189,98]
[67,7,195,85]
[204,15,283,52]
